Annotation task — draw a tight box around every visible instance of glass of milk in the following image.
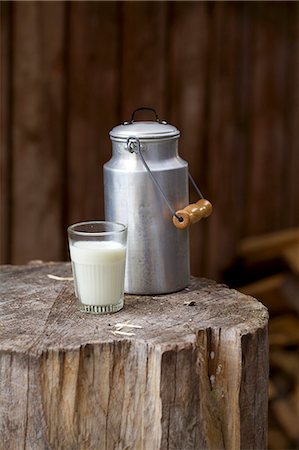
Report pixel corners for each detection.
[67,221,127,314]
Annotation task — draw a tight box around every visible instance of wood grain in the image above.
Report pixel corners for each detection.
[67,2,119,225]
[1,2,298,282]
[11,2,66,263]
[0,263,269,449]
[286,5,299,228]
[0,2,12,263]
[121,1,167,118]
[245,4,291,235]
[204,3,247,278]
[167,2,209,277]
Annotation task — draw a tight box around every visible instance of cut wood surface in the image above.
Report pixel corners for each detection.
[0,263,269,450]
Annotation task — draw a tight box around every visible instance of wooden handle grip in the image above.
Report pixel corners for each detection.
[173,199,213,229]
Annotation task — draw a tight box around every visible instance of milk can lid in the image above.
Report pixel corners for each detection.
[109,107,180,141]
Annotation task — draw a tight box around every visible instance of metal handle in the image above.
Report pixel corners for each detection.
[127,137,181,221]
[131,107,159,123]
[126,137,212,228]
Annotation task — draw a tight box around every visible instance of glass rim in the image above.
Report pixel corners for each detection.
[67,220,127,237]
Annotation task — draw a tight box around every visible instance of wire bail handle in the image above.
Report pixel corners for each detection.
[130,107,161,123]
[126,137,212,229]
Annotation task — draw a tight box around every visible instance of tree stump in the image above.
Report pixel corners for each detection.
[0,263,269,450]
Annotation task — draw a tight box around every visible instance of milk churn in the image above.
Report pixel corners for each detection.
[104,108,212,295]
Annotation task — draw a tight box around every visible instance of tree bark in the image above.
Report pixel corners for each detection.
[0,263,268,450]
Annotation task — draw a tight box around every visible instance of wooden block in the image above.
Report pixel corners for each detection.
[0,263,269,450]
[239,273,291,315]
[270,349,299,379]
[272,398,299,442]
[238,228,299,264]
[281,274,299,314]
[269,314,299,347]
[268,427,290,450]
[283,245,299,275]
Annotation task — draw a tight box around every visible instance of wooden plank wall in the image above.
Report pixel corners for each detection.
[1,1,299,280]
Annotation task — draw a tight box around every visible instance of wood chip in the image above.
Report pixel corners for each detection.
[115,323,142,329]
[47,274,73,281]
[112,330,136,337]
[184,301,196,306]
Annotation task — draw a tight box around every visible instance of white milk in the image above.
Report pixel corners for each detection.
[70,240,126,307]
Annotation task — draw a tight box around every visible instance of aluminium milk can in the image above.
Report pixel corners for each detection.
[104,108,212,295]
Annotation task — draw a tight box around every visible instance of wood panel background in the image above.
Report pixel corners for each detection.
[1,1,299,280]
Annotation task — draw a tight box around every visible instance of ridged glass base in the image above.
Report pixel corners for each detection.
[79,298,123,314]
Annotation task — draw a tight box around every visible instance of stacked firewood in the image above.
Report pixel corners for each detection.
[224,229,299,449]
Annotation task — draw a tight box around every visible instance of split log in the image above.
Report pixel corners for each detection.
[268,317,299,449]
[0,263,269,450]
[238,228,299,264]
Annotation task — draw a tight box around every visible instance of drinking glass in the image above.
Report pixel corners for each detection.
[68,221,127,314]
